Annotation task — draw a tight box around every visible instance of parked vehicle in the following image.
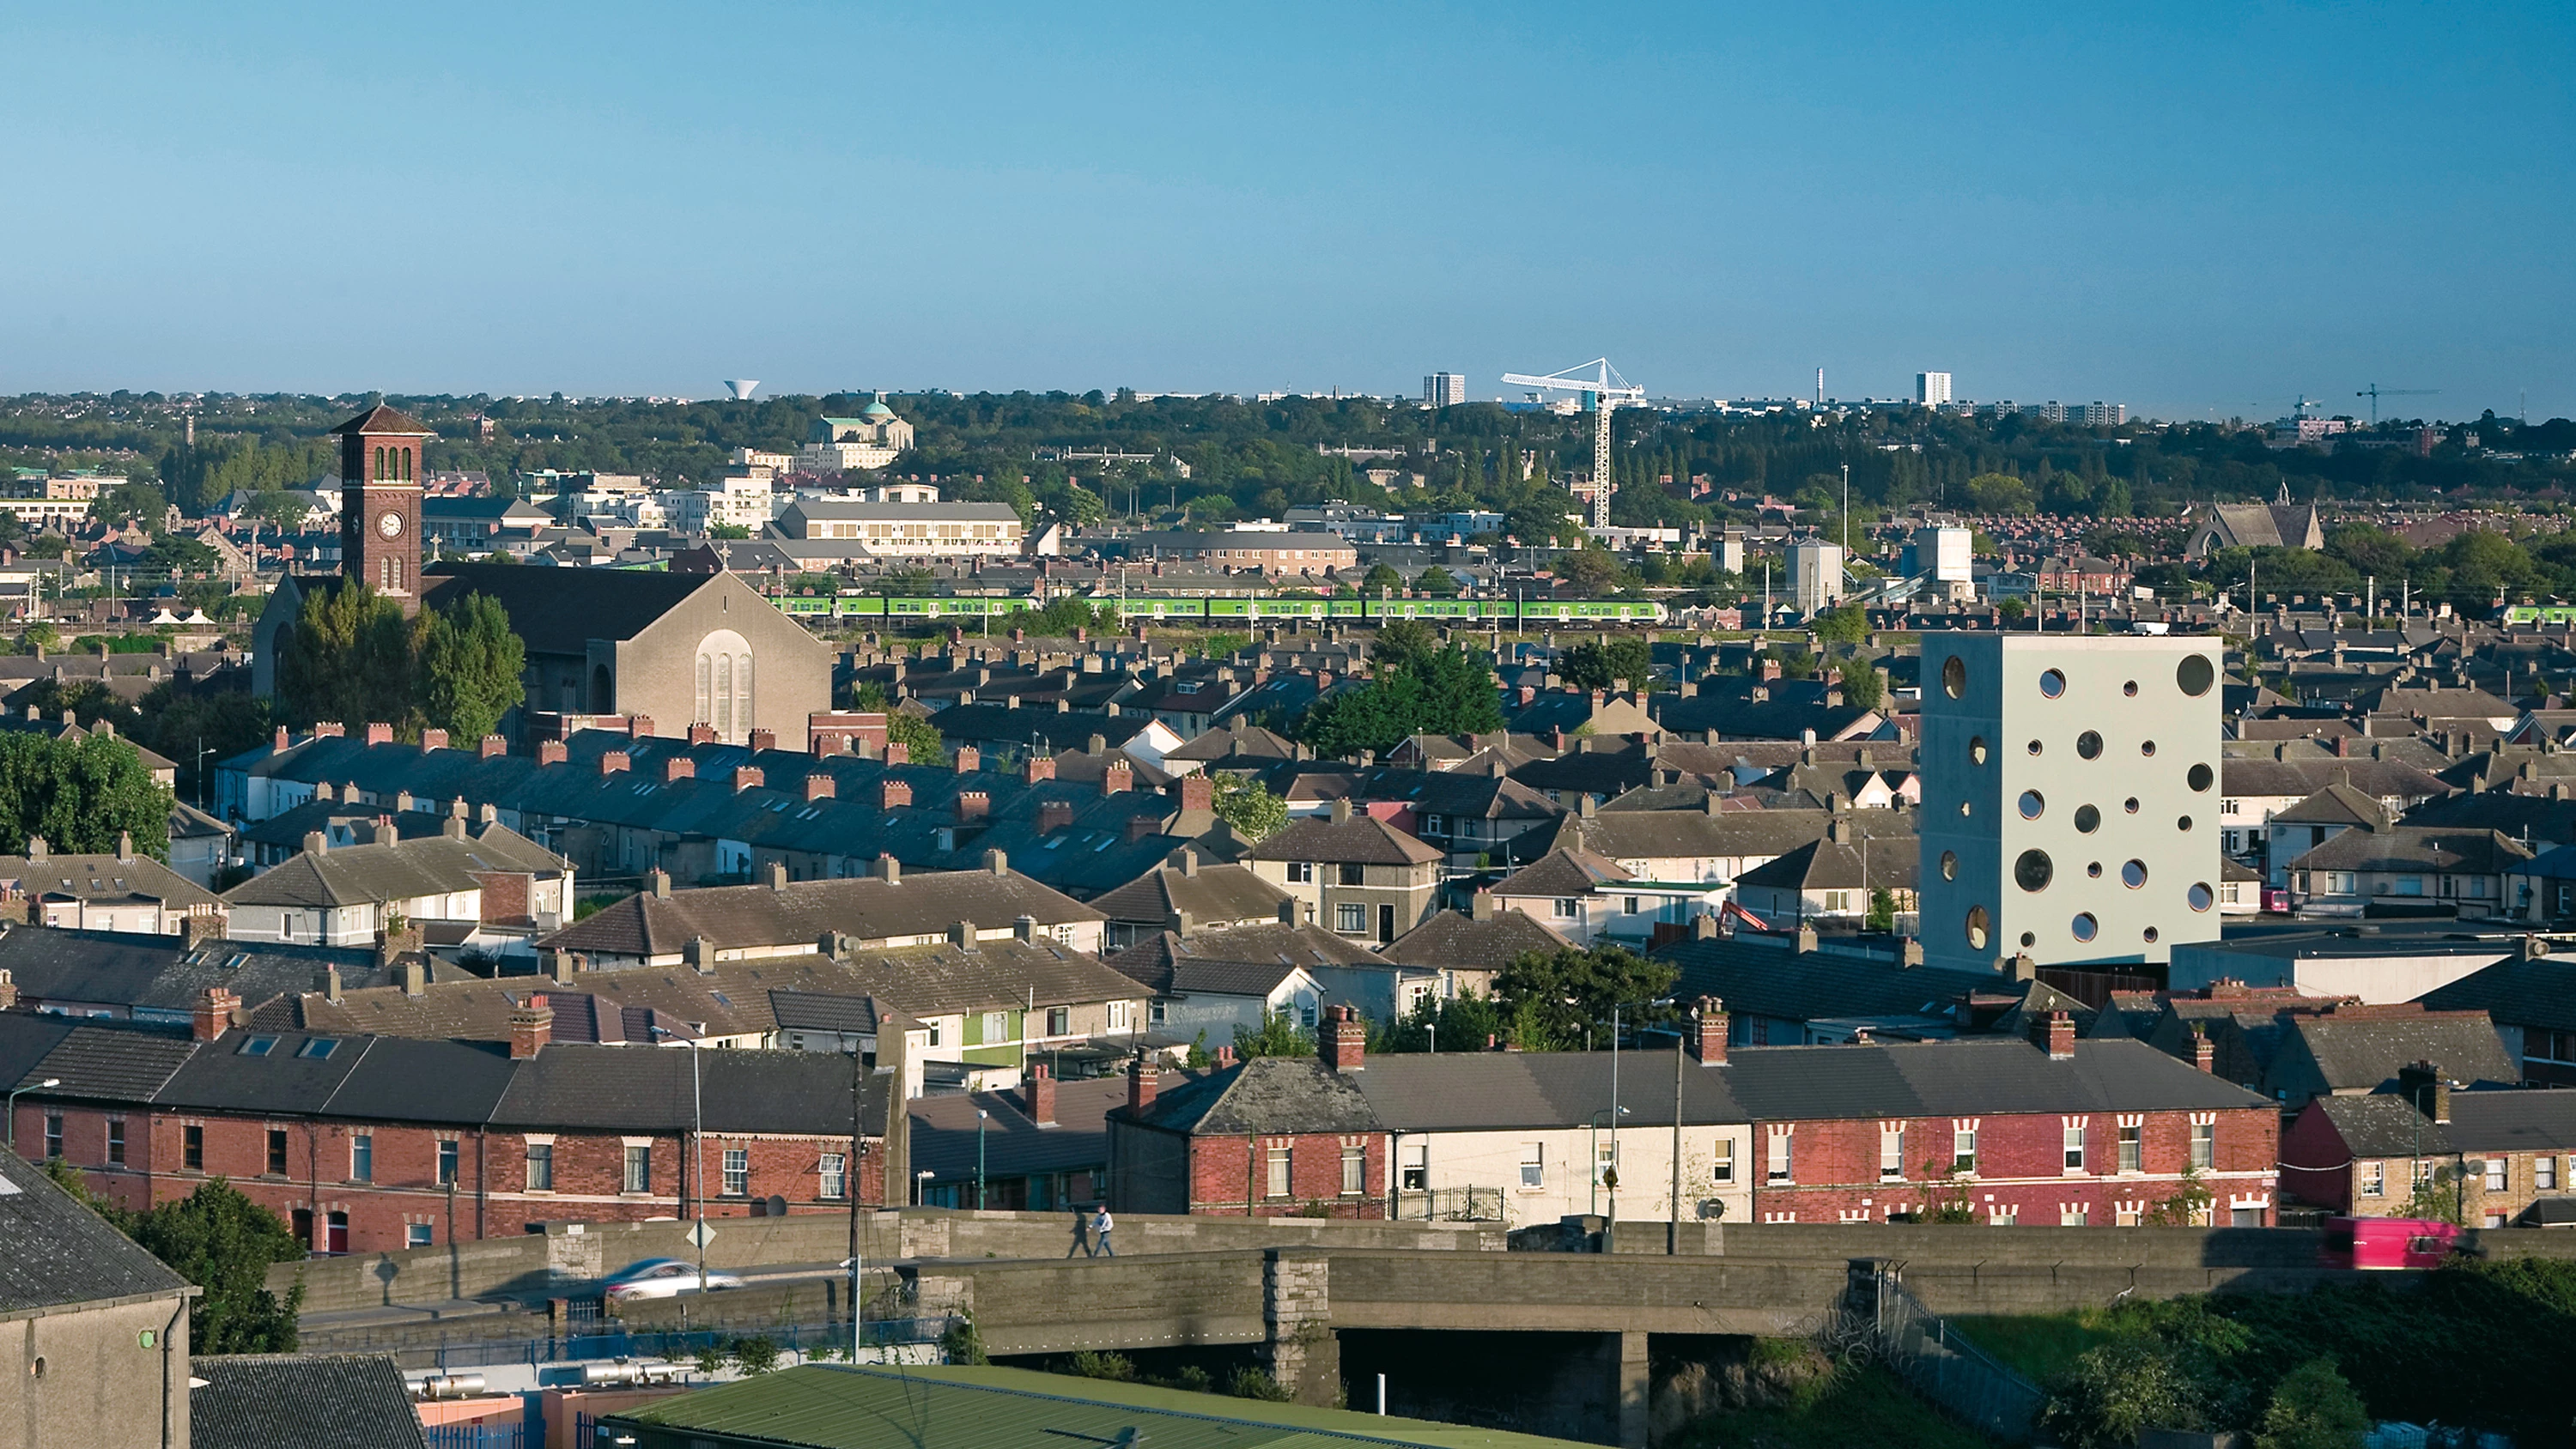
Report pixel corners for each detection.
[2320,1216,2463,1270]
[598,1258,744,1300]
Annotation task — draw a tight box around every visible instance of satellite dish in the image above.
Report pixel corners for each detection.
[765,1193,789,1218]
[725,380,760,401]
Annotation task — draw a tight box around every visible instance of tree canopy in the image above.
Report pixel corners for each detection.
[1297,644,1502,758]
[276,585,526,741]
[1492,943,1680,1052]
[0,731,174,858]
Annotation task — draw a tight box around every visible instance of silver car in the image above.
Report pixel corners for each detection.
[598,1258,744,1301]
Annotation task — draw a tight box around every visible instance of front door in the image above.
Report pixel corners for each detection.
[325,1211,349,1255]
[291,1209,314,1252]
[1379,903,1395,944]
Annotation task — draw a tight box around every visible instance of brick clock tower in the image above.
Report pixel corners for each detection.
[331,403,430,613]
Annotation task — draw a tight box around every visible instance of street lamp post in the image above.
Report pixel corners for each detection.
[648,1023,708,1307]
[6,1079,58,1151]
[976,1109,989,1210]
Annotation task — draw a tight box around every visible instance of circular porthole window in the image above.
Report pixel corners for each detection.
[2178,815,2193,832]
[2076,731,2103,761]
[2187,762,2215,792]
[2075,804,2101,834]
[2177,654,2215,697]
[2087,862,2104,878]
[1965,906,1990,950]
[2019,790,2045,820]
[2123,797,2141,815]
[2123,681,2139,697]
[2122,859,2149,888]
[1970,737,1989,766]
[2020,931,2037,948]
[1941,851,1958,881]
[2141,740,2157,757]
[2027,739,2044,756]
[1942,656,1967,699]
[2071,912,2099,943]
[2187,882,2215,912]
[2014,849,2054,892]
[2039,668,2067,699]
[2143,926,2160,943]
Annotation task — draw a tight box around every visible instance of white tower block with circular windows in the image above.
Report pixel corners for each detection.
[1918,634,2224,973]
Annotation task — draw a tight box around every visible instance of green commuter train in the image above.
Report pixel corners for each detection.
[768,593,1667,624]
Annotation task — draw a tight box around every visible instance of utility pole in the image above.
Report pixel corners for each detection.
[1669,1013,1687,1256]
[848,1035,866,1361]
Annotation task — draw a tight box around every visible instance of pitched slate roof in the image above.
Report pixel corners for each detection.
[1246,814,1442,867]
[222,826,565,910]
[2419,953,2576,1031]
[1377,910,1574,972]
[0,927,382,1016]
[418,561,714,658]
[1492,848,1631,898]
[2273,781,2391,829]
[190,1354,429,1449]
[2312,1094,2458,1157]
[491,1042,886,1136]
[1725,1037,2272,1120]
[2269,1011,2518,1099]
[2286,825,2531,875]
[0,849,222,910]
[1734,829,1917,893]
[0,1145,188,1314]
[1119,1055,1379,1136]
[538,868,1103,958]
[1087,859,1288,928]
[1352,1052,1744,1131]
[330,403,433,437]
[1659,936,2003,1026]
[1100,933,1304,999]
[2445,1088,2576,1154]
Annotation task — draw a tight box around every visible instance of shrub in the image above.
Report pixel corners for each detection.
[2041,1339,2205,1449]
[732,1336,780,1375]
[1067,1351,1138,1381]
[1226,1367,1294,1402]
[2253,1358,2369,1449]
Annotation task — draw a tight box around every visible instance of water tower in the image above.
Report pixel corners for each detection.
[724,380,759,401]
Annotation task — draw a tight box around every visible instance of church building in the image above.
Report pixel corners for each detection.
[255,403,833,746]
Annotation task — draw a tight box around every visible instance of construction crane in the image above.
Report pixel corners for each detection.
[2356,384,2438,425]
[1500,359,1644,530]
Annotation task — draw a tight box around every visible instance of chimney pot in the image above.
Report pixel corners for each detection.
[421,728,448,752]
[1319,1003,1366,1071]
[1692,997,1728,1064]
[507,995,555,1058]
[1126,1052,1158,1113]
[1024,1062,1057,1125]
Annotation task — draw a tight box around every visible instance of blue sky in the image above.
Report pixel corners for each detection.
[2,2,2567,421]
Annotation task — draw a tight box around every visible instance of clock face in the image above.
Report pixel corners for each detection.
[377,511,404,540]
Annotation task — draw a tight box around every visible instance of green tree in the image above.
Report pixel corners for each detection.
[1378,991,1506,1053]
[2042,1339,2206,1449]
[1997,597,2028,621]
[0,731,174,857]
[413,591,527,743]
[1298,645,1501,757]
[2252,1359,2368,1449]
[126,1179,308,1354]
[1210,774,1286,840]
[1370,618,1438,673]
[1964,472,2037,514]
[276,582,412,731]
[1811,603,1868,646]
[1415,565,1461,595]
[1558,636,1653,691]
[145,533,219,574]
[94,481,172,534]
[1838,661,1885,712]
[1233,1010,1315,1058]
[1359,563,1405,594]
[708,523,751,540]
[1553,547,1628,594]
[1493,943,1678,1052]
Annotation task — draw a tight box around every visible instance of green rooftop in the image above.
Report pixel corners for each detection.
[600,1364,1593,1449]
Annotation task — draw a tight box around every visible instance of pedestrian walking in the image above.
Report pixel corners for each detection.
[1091,1205,1115,1258]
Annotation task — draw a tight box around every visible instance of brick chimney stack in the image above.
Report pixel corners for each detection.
[1024,755,1056,785]
[1692,997,1728,1064]
[805,773,835,802]
[2034,1009,2076,1059]
[879,779,912,809]
[479,734,507,759]
[1127,1053,1157,1113]
[749,728,776,754]
[2191,1024,2216,1073]
[1024,1062,1057,1125]
[954,746,980,774]
[192,985,239,1042]
[1103,760,1133,797]
[1319,1004,1366,1072]
[508,995,554,1058]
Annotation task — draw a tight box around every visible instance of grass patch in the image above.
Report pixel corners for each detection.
[1947,1311,2125,1386]
[1665,1362,1996,1449]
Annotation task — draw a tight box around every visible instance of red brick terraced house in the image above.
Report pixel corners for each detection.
[1106,1008,1388,1216]
[1,994,889,1257]
[1725,1014,2281,1227]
